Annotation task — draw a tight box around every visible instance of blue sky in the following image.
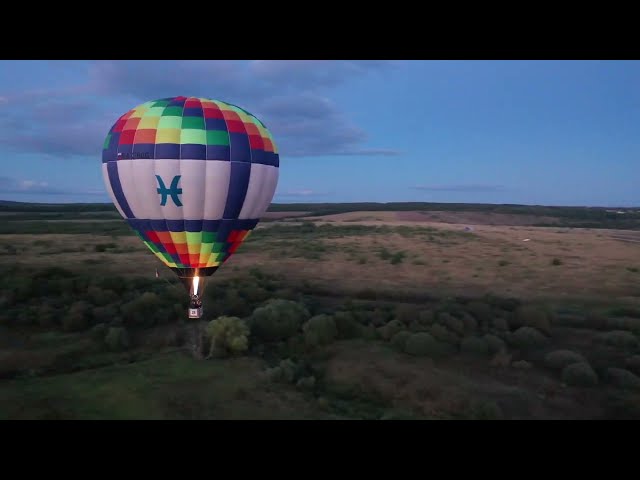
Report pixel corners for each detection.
[0,60,638,206]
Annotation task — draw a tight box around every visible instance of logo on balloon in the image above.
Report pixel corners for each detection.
[156,175,183,207]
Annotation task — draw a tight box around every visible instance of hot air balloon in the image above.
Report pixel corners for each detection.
[101,96,279,319]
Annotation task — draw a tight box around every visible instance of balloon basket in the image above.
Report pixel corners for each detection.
[188,306,203,319]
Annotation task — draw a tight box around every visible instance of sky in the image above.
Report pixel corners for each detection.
[0,60,638,207]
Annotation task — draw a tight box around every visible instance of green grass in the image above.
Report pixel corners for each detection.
[0,351,326,420]
[0,221,133,236]
[0,212,121,221]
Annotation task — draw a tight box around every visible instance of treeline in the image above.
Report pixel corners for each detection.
[1,200,639,230]
[268,201,640,219]
[0,201,118,213]
[4,200,638,219]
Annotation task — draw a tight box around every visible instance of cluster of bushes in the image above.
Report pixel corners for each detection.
[540,348,640,391]
[0,266,191,333]
[377,248,407,265]
[361,297,559,361]
[212,293,564,369]
[203,316,249,358]
[91,324,130,351]
[0,266,297,334]
[5,262,640,401]
[266,358,316,391]
[555,309,640,334]
[213,294,565,367]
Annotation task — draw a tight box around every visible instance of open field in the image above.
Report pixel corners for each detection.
[1,201,639,419]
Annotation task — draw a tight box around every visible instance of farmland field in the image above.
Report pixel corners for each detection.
[1,201,639,420]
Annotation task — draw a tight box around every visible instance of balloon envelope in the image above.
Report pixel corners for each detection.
[101,96,279,282]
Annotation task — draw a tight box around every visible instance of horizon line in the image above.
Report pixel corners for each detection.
[1,198,638,210]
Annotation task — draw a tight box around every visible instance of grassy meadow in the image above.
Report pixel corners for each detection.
[1,200,639,419]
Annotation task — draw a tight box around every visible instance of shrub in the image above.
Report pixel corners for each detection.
[408,321,428,333]
[461,313,478,333]
[299,221,316,233]
[466,301,493,324]
[605,368,640,391]
[443,315,465,336]
[511,327,547,349]
[380,409,419,420]
[205,316,250,358]
[92,304,119,324]
[10,276,35,304]
[484,334,506,354]
[603,392,640,420]
[62,301,91,332]
[584,313,608,330]
[86,286,117,307]
[378,319,405,341]
[418,310,436,326]
[512,360,532,369]
[512,305,552,335]
[461,337,490,356]
[333,311,361,339]
[90,323,108,342]
[267,358,299,384]
[562,362,598,387]
[596,331,639,350]
[303,315,338,347]
[95,276,129,295]
[625,355,640,375]
[296,376,316,391]
[242,283,270,304]
[395,304,419,325]
[484,295,521,312]
[390,251,406,264]
[368,309,388,327]
[551,258,562,266]
[37,304,56,328]
[16,307,40,327]
[429,324,459,345]
[437,300,467,319]
[465,399,503,420]
[490,317,509,332]
[607,306,640,318]
[404,332,448,358]
[544,350,587,370]
[105,327,130,351]
[249,299,310,342]
[490,351,512,368]
[120,292,162,327]
[173,303,185,320]
[606,317,640,334]
[360,325,379,341]
[391,331,412,351]
[165,328,185,347]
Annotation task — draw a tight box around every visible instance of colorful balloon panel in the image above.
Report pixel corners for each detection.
[101,96,279,275]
